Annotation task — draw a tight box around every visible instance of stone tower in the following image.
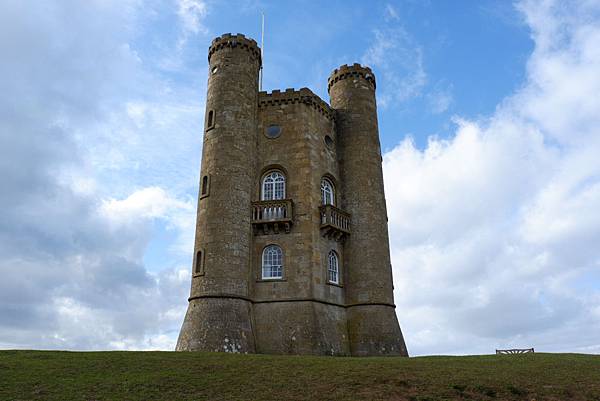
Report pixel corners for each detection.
[176,33,408,356]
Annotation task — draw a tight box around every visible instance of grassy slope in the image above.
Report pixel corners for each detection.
[0,351,599,401]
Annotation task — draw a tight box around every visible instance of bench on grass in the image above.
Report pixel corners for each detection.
[496,348,534,354]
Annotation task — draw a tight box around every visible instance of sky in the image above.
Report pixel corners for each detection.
[0,0,599,356]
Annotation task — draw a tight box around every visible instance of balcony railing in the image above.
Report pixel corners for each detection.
[319,204,351,240]
[252,199,293,234]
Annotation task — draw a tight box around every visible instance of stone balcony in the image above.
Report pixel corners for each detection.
[252,199,293,235]
[319,204,351,241]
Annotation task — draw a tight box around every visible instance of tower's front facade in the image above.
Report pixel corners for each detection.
[176,33,408,356]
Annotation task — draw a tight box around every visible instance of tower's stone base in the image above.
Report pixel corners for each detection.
[176,297,255,353]
[346,305,409,356]
[253,301,350,356]
[177,298,408,356]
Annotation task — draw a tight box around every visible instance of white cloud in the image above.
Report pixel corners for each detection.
[177,0,208,35]
[385,0,600,355]
[385,4,400,21]
[513,10,600,146]
[102,187,196,258]
[176,0,208,49]
[426,83,453,114]
[362,28,427,108]
[102,186,193,222]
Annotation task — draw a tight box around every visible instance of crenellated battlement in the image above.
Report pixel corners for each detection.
[259,87,334,120]
[327,63,376,92]
[208,33,262,65]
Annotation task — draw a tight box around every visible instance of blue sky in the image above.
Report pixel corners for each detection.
[131,0,534,150]
[0,0,599,355]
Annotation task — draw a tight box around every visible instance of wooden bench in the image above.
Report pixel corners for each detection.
[496,348,534,354]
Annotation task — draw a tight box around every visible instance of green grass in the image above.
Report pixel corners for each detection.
[1,351,599,400]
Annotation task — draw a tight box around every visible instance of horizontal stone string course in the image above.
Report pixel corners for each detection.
[188,294,396,309]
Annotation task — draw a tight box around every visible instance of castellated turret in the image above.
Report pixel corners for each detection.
[176,33,408,356]
[176,33,260,353]
[329,65,408,356]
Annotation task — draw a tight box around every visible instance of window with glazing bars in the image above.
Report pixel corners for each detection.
[262,171,285,200]
[262,245,283,279]
[321,178,335,205]
[328,250,339,284]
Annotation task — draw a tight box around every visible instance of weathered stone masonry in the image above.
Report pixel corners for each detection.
[176,33,408,356]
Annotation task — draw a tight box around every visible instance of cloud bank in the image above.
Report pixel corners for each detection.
[385,0,600,355]
[0,0,204,350]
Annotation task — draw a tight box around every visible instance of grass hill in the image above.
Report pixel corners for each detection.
[1,351,598,400]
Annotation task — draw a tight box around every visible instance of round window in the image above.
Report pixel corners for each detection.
[324,135,334,149]
[265,125,282,139]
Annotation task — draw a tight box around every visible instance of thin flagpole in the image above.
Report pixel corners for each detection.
[260,12,264,91]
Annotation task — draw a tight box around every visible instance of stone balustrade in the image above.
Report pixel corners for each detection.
[319,204,351,240]
[252,199,293,234]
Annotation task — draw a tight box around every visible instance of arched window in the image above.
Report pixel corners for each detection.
[321,178,335,205]
[262,245,283,279]
[262,171,286,200]
[328,250,339,284]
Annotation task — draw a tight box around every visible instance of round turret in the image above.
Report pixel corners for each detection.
[329,63,408,356]
[177,33,261,353]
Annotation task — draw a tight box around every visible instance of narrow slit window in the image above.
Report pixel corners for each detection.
[206,110,215,130]
[194,250,204,275]
[201,175,209,197]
